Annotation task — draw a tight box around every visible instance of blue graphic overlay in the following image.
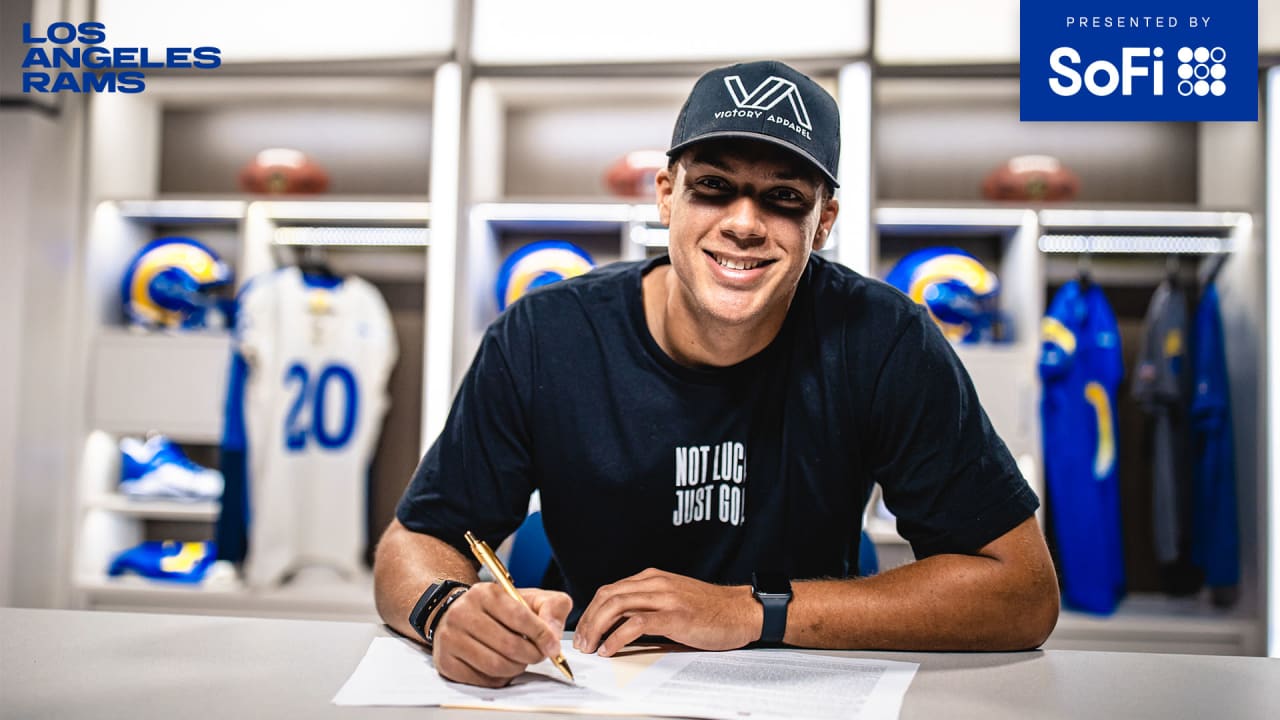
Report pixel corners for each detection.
[1021,0,1257,121]
[21,21,221,93]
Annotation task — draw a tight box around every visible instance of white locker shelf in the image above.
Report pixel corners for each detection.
[1048,594,1263,656]
[76,574,378,622]
[954,343,1041,455]
[115,199,248,222]
[74,191,452,623]
[87,494,219,521]
[89,329,232,444]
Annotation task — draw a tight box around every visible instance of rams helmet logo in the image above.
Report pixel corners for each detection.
[495,240,596,312]
[885,247,1001,342]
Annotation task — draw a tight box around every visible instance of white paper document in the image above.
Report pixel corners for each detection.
[333,637,918,720]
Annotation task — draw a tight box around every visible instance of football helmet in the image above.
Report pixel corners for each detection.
[495,240,596,311]
[121,237,233,330]
[885,247,1001,343]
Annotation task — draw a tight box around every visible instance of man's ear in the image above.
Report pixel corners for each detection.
[656,166,675,226]
[814,196,839,251]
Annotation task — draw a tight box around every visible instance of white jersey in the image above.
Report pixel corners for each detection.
[230,267,396,587]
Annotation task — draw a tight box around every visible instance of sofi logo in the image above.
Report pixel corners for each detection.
[1021,0,1256,121]
[1049,45,1228,98]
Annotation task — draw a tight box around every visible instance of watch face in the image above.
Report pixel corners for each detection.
[753,572,791,596]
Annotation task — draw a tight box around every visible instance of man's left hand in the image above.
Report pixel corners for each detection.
[573,568,761,656]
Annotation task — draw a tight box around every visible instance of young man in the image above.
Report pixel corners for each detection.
[374,60,1059,688]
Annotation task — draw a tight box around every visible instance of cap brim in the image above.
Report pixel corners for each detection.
[667,131,839,188]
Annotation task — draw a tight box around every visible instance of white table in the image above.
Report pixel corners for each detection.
[2,607,1277,719]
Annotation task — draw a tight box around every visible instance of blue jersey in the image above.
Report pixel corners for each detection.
[1190,283,1239,595]
[1039,281,1126,614]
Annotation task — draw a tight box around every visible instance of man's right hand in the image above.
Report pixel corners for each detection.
[430,582,572,687]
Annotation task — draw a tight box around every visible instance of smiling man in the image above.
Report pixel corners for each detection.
[374,60,1060,688]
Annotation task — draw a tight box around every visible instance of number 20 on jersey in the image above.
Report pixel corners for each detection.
[283,361,359,451]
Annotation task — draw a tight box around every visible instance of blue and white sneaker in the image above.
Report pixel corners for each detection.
[108,541,217,583]
[120,435,224,501]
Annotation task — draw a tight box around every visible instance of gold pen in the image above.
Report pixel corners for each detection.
[464,531,575,683]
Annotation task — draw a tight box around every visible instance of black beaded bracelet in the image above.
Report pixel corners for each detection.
[425,586,469,651]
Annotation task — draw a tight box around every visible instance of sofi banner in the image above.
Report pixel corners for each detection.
[1020,0,1258,121]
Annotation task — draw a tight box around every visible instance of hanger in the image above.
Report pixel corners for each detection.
[1202,252,1229,286]
[1165,254,1181,286]
[1076,250,1093,289]
[294,245,337,280]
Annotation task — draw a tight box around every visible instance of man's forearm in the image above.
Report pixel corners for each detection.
[785,519,1060,651]
[372,519,481,642]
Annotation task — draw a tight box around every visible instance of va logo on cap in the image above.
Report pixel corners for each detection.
[723,75,812,130]
[671,61,837,185]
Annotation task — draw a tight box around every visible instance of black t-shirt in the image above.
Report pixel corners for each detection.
[397,254,1038,620]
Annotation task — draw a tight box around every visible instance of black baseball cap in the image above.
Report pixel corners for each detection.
[667,60,840,187]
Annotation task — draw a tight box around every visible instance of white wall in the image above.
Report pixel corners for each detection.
[0,0,91,609]
[471,0,869,64]
[0,113,30,607]
[95,0,454,63]
[0,0,89,609]
[1200,109,1268,624]
[876,0,1019,65]
[0,104,86,608]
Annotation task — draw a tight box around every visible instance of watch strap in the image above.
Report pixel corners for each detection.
[408,579,468,644]
[759,594,788,644]
[752,573,792,645]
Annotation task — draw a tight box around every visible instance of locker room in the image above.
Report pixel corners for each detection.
[2,0,1278,682]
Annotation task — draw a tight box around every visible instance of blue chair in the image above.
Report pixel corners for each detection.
[858,530,879,576]
[507,511,555,588]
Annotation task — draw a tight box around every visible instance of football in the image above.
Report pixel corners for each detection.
[981,155,1079,202]
[238,148,330,194]
[603,150,667,198]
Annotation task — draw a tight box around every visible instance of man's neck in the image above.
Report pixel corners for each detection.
[641,265,788,369]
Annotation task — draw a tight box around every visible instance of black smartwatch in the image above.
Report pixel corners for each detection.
[751,572,792,644]
[408,579,469,645]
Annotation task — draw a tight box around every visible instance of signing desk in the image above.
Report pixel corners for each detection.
[2,608,1277,719]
